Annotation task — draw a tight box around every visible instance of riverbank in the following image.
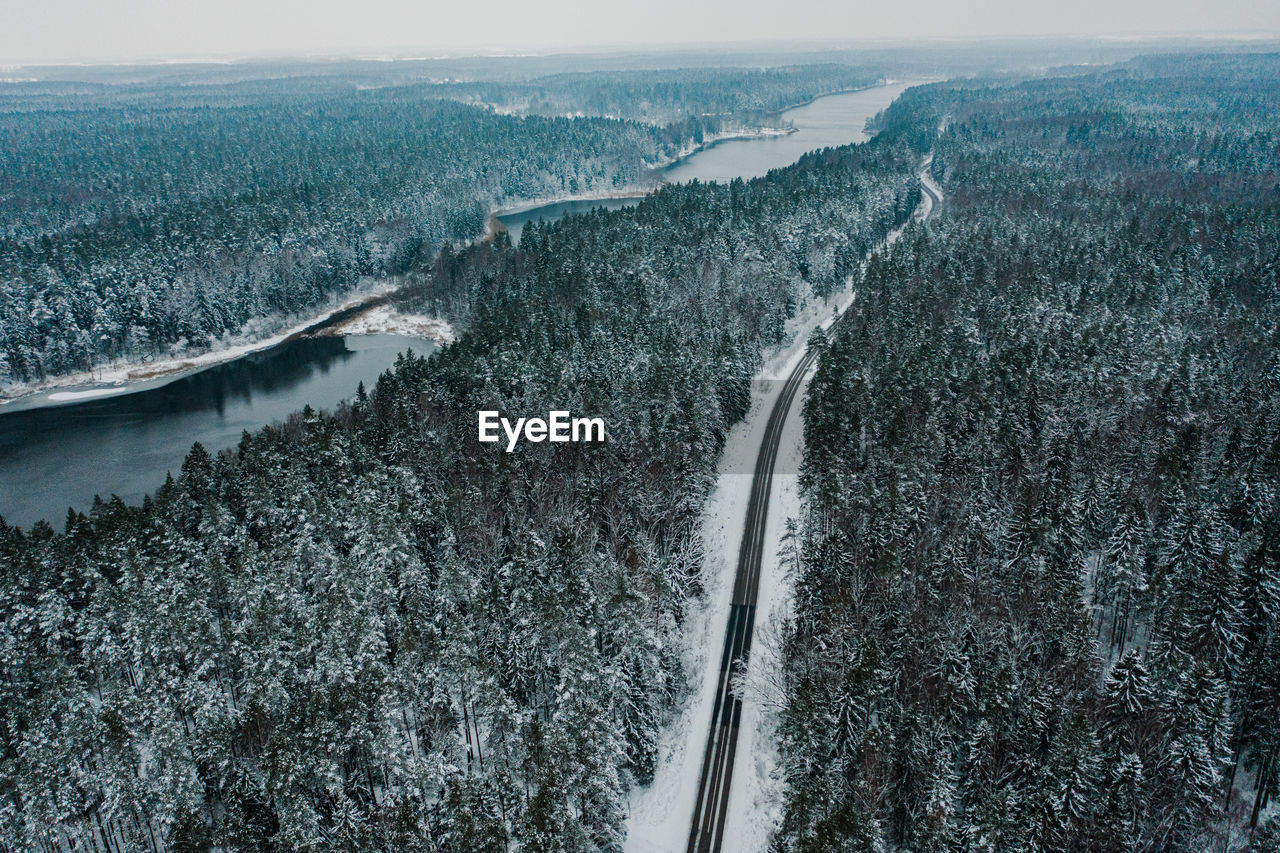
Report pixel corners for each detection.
[485,188,654,240]
[484,123,799,239]
[0,282,454,409]
[645,124,797,170]
[316,303,456,342]
[771,79,886,114]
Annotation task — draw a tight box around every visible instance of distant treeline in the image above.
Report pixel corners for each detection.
[428,64,883,124]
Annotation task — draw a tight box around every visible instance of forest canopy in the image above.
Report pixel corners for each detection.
[0,63,880,389]
[1,47,1278,853]
[0,89,919,850]
[778,51,1280,853]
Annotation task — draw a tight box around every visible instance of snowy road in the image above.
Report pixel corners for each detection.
[686,155,942,853]
[625,155,941,853]
[686,336,821,853]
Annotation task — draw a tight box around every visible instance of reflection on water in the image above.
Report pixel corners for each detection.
[499,82,914,244]
[0,334,434,527]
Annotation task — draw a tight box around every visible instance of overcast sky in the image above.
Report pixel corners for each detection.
[2,0,1276,65]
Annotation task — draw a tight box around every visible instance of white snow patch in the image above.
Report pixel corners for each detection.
[46,387,131,402]
[320,304,455,343]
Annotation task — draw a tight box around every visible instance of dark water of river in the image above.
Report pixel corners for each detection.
[0,335,433,528]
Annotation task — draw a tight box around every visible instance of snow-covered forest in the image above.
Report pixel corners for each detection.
[0,63,879,390]
[780,52,1280,852]
[0,112,919,848]
[3,42,1279,853]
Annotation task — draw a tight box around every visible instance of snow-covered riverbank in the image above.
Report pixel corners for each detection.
[317,303,455,342]
[644,125,796,170]
[0,282,453,410]
[6,114,761,406]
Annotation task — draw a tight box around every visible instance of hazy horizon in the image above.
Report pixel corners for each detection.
[2,0,1277,66]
